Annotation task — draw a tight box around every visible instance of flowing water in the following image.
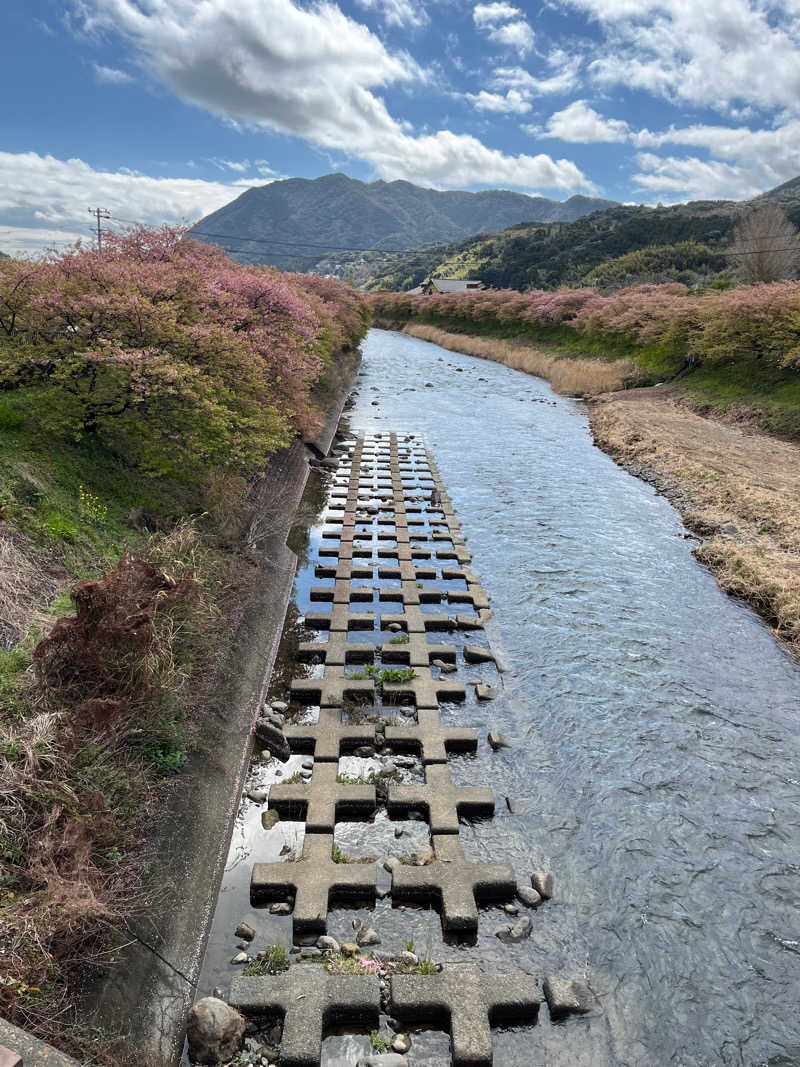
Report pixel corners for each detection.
[194,328,800,1067]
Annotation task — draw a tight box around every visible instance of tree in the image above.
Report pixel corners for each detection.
[729,203,800,284]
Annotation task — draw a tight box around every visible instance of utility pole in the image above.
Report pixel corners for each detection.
[88,207,112,251]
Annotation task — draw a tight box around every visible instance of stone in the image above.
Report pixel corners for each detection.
[531,872,554,899]
[231,952,249,964]
[384,857,401,873]
[543,977,593,1018]
[356,1056,408,1067]
[455,615,483,630]
[254,721,291,763]
[235,922,256,941]
[388,623,403,632]
[247,788,268,803]
[340,942,360,957]
[391,834,514,935]
[251,834,377,933]
[487,731,510,750]
[396,951,418,965]
[390,964,540,1066]
[356,926,381,947]
[269,903,292,915]
[231,969,379,1067]
[517,886,542,908]
[317,935,340,953]
[412,845,435,866]
[503,903,518,915]
[301,759,314,770]
[392,1033,412,1053]
[475,685,497,701]
[496,916,532,943]
[463,645,495,664]
[187,997,246,1065]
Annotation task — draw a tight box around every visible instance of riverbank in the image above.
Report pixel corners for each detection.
[378,322,800,660]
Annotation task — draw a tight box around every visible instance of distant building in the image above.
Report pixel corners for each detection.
[406,277,486,295]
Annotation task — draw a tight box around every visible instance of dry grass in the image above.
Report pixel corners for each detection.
[403,322,644,396]
[590,390,800,656]
[0,529,64,649]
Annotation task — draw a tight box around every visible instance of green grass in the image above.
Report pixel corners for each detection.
[681,356,800,438]
[370,1030,390,1053]
[0,392,195,575]
[348,664,416,686]
[242,945,289,977]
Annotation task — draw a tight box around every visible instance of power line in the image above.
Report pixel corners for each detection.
[89,206,112,251]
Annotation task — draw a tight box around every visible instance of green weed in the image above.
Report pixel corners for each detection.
[243,945,289,977]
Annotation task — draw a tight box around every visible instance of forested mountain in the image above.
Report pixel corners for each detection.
[187,173,617,270]
[357,180,800,291]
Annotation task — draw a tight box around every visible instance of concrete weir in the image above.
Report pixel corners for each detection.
[226,432,592,1066]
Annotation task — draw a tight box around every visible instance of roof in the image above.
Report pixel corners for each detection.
[429,278,485,292]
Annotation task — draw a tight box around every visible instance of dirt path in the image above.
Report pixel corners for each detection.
[589,387,800,657]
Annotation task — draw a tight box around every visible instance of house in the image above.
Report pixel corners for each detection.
[406,277,486,295]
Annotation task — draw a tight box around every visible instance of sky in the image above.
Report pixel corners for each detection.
[2,0,800,255]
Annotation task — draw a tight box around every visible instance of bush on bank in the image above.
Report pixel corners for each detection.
[369,282,800,371]
[0,229,367,1061]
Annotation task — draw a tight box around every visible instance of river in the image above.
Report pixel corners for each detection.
[195,328,800,1067]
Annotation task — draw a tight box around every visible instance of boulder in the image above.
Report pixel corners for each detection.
[392,1034,412,1054]
[463,644,495,664]
[186,997,246,1065]
[543,977,593,1017]
[531,872,554,899]
[356,926,381,947]
[517,886,541,908]
[235,921,255,941]
[317,935,340,953]
[488,730,510,750]
[254,721,291,762]
[261,810,279,831]
[496,916,532,943]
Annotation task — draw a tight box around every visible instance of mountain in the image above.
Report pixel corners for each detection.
[187,173,617,270]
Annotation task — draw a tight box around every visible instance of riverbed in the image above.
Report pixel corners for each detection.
[195,328,800,1067]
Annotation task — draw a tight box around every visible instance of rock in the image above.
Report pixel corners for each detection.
[187,997,246,1065]
[392,1033,412,1054]
[271,701,289,713]
[356,926,381,946]
[300,768,313,779]
[397,950,418,966]
[393,756,416,768]
[384,857,401,873]
[394,826,404,838]
[425,382,434,388]
[235,921,256,941]
[247,788,267,803]
[488,730,510,750]
[431,659,457,673]
[476,685,497,700]
[455,615,482,630]
[496,916,532,943]
[388,622,403,632]
[505,796,520,813]
[317,935,340,953]
[261,810,279,831]
[254,721,291,762]
[301,758,314,770]
[503,903,518,915]
[212,987,225,1000]
[531,872,554,899]
[230,951,249,964]
[269,902,292,915]
[412,845,435,866]
[356,1055,408,1067]
[463,644,495,664]
[354,745,376,757]
[543,977,593,1017]
[517,886,542,908]
[340,942,360,957]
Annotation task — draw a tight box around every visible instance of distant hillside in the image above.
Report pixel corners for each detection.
[357,179,800,292]
[187,173,617,270]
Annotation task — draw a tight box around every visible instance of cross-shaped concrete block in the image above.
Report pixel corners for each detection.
[290,667,374,706]
[382,667,465,709]
[251,832,377,933]
[381,605,452,633]
[269,760,376,832]
[388,763,494,834]
[230,969,380,1067]
[391,833,514,934]
[380,633,456,668]
[386,707,476,764]
[310,581,374,604]
[390,964,541,1067]
[284,707,376,761]
[296,632,374,667]
[304,606,375,632]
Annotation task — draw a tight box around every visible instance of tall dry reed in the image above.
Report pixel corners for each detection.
[403,323,642,396]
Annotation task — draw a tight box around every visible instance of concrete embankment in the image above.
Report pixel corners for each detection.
[88,349,361,1065]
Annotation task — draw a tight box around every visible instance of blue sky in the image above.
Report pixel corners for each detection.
[2,0,800,254]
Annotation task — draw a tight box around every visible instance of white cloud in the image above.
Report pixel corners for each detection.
[561,0,800,112]
[473,2,522,27]
[72,0,591,193]
[355,0,429,28]
[492,52,582,95]
[466,89,532,114]
[0,226,87,258]
[92,62,133,83]
[0,151,254,255]
[473,1,534,55]
[632,153,763,202]
[543,99,630,142]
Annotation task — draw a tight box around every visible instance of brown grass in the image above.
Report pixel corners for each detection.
[0,527,65,649]
[403,322,644,396]
[590,389,800,656]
